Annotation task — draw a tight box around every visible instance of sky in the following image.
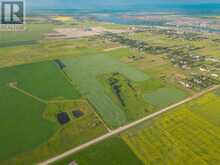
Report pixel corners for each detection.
[27,0,220,10]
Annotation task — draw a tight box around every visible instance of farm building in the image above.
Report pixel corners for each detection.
[57,112,70,125]
[72,110,84,118]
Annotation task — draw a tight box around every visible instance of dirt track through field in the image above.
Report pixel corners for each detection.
[38,85,220,165]
[104,46,128,52]
[9,85,47,104]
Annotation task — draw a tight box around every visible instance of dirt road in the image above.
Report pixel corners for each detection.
[38,85,220,165]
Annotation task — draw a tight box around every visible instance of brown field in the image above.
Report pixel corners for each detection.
[47,27,132,39]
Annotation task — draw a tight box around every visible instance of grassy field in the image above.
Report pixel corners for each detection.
[103,47,136,58]
[62,54,150,128]
[99,73,157,122]
[124,29,220,64]
[0,37,106,68]
[54,137,144,165]
[0,85,56,161]
[0,61,80,100]
[215,89,220,96]
[0,61,109,164]
[122,91,220,165]
[0,21,131,68]
[144,87,188,108]
[1,16,219,165]
[0,24,55,47]
[189,93,220,127]
[1,100,107,165]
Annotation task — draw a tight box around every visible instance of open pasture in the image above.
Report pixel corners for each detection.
[1,99,107,165]
[215,88,220,96]
[0,85,56,162]
[53,137,144,165]
[99,73,157,122]
[0,37,107,68]
[62,54,150,128]
[0,61,84,163]
[0,61,80,100]
[188,92,220,127]
[0,24,55,48]
[144,87,188,108]
[122,91,220,165]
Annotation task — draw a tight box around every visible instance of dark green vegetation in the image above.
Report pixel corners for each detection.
[54,137,144,165]
[144,87,188,108]
[62,54,149,128]
[0,61,80,100]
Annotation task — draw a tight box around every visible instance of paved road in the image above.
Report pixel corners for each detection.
[38,85,220,165]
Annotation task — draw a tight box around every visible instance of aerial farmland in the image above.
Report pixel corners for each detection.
[1,4,220,165]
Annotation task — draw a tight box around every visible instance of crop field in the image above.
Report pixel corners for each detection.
[0,85,56,162]
[122,91,220,165]
[103,47,136,58]
[54,137,144,165]
[144,87,188,108]
[1,13,220,165]
[0,24,56,47]
[62,54,150,128]
[0,36,107,68]
[189,93,220,127]
[0,61,108,164]
[215,89,220,96]
[99,73,157,122]
[0,61,80,100]
[1,100,107,165]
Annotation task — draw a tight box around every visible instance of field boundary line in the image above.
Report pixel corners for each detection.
[103,46,128,52]
[38,85,220,165]
[58,67,75,88]
[85,98,112,132]
[8,84,47,104]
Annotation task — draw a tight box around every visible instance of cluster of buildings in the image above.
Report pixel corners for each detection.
[103,29,220,90]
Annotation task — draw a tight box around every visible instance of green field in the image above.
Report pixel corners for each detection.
[3,100,107,165]
[104,47,136,58]
[0,37,106,68]
[0,61,80,100]
[189,93,220,127]
[99,73,157,122]
[62,54,150,128]
[122,91,220,165]
[54,137,144,165]
[0,61,83,163]
[1,14,220,165]
[0,24,55,47]
[144,87,188,108]
[215,89,220,96]
[0,86,56,161]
